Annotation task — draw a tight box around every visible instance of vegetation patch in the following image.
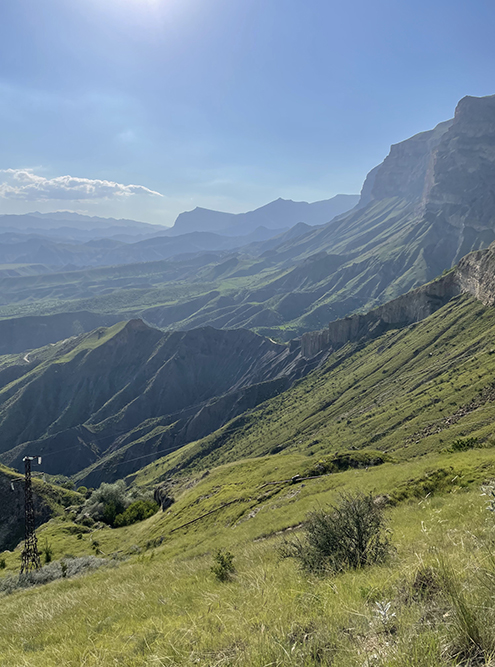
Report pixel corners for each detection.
[281,492,391,574]
[0,556,106,595]
[114,500,159,527]
[211,549,235,582]
[304,449,392,477]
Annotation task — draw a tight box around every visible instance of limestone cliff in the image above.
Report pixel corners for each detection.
[359,120,453,206]
[359,95,495,269]
[301,241,495,358]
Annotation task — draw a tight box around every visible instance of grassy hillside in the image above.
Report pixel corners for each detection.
[2,444,495,666]
[130,293,495,483]
[2,294,495,664]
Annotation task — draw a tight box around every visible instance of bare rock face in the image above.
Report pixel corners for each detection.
[301,238,495,360]
[456,244,495,306]
[301,269,460,359]
[423,95,495,221]
[358,95,495,271]
[360,120,453,206]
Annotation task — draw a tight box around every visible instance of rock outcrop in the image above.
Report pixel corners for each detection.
[360,120,453,206]
[301,240,495,358]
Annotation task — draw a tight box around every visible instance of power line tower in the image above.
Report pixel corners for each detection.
[20,456,42,574]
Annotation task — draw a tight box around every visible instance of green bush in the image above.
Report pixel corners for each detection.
[449,436,480,452]
[114,500,159,527]
[42,539,53,564]
[211,550,235,582]
[83,480,129,526]
[0,557,6,570]
[281,492,390,575]
[304,450,391,477]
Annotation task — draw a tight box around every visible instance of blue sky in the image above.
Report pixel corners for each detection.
[1,0,495,226]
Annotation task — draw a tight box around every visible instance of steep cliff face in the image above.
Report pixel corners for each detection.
[419,96,495,262]
[301,241,495,358]
[455,246,495,306]
[360,120,453,206]
[359,95,495,269]
[300,269,460,358]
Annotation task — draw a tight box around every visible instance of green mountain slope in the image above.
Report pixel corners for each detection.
[0,320,327,485]
[4,260,495,666]
[132,292,495,483]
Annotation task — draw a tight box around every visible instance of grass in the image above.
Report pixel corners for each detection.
[130,294,495,482]
[1,474,495,666]
[3,280,495,662]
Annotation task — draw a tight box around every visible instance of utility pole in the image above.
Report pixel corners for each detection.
[20,456,42,574]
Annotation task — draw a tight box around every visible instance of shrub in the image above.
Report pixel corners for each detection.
[0,557,6,569]
[83,480,129,526]
[211,550,235,582]
[42,539,53,564]
[449,436,480,452]
[0,556,106,595]
[114,500,159,527]
[281,492,391,575]
[305,450,390,477]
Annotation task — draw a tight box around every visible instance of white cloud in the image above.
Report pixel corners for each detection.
[0,169,163,201]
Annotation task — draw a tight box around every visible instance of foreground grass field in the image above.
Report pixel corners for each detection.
[2,446,495,666]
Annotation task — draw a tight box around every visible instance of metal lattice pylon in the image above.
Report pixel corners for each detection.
[20,456,42,574]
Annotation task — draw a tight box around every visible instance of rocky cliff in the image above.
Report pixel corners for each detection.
[360,120,453,206]
[301,240,495,358]
[359,95,495,267]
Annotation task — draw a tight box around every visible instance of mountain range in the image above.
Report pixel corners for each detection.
[169,194,360,235]
[0,319,330,486]
[1,93,495,484]
[2,95,495,350]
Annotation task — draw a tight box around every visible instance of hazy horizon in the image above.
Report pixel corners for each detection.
[1,0,495,225]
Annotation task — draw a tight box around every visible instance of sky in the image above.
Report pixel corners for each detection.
[1,0,495,227]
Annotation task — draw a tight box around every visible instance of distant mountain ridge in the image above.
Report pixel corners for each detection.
[0,211,161,231]
[170,195,360,235]
[2,95,495,345]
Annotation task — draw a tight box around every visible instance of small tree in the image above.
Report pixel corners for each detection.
[281,492,390,575]
[84,480,129,526]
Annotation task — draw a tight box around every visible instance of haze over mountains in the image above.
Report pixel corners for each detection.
[2,94,495,483]
[2,94,495,350]
[169,195,360,235]
[0,194,359,270]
